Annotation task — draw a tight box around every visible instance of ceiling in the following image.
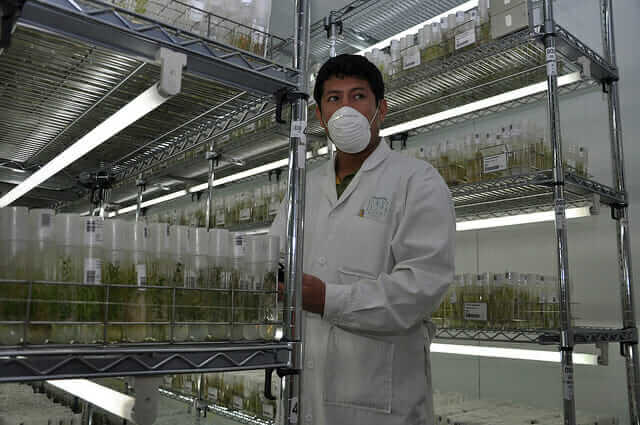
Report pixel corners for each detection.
[0,0,468,210]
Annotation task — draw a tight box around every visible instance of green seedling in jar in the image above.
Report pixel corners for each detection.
[171,262,185,287]
[148,260,169,286]
[57,255,80,283]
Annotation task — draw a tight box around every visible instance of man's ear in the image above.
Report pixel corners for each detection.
[316,105,328,131]
[378,99,388,124]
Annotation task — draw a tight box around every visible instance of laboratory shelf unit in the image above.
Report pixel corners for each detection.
[0,342,291,383]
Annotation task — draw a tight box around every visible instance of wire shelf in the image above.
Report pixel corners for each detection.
[0,342,291,382]
[435,327,637,345]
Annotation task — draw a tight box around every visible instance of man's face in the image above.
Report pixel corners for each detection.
[315,76,388,147]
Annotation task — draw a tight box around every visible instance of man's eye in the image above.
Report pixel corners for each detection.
[354,93,366,100]
[327,96,339,102]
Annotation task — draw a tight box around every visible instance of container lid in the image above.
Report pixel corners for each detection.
[209,228,231,258]
[0,206,30,241]
[54,214,83,246]
[104,219,133,251]
[29,209,55,242]
[82,216,104,247]
[193,228,210,256]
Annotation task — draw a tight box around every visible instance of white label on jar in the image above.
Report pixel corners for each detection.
[455,27,476,50]
[402,49,421,70]
[233,396,244,410]
[504,0,511,5]
[208,387,218,401]
[84,219,104,245]
[505,14,512,27]
[84,258,102,285]
[239,208,252,222]
[464,303,488,321]
[215,211,225,226]
[483,152,508,173]
[269,200,280,216]
[136,264,147,286]
[263,403,275,419]
[163,376,172,386]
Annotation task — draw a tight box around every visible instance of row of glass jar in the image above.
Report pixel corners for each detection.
[149,178,287,228]
[400,119,589,186]
[108,0,273,57]
[167,371,277,421]
[362,0,491,82]
[432,271,571,330]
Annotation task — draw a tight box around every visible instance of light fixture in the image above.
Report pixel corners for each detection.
[46,379,135,421]
[0,163,27,174]
[357,0,479,55]
[456,206,591,231]
[113,189,188,216]
[431,343,598,365]
[188,158,290,194]
[0,84,171,208]
[380,72,582,137]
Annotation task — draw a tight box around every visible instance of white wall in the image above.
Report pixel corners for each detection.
[422,0,640,421]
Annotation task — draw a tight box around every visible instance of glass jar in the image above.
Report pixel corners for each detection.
[230,233,245,340]
[209,229,232,341]
[172,225,193,342]
[29,209,56,282]
[148,223,171,286]
[0,207,30,280]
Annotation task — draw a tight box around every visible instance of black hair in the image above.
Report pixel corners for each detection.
[313,54,385,110]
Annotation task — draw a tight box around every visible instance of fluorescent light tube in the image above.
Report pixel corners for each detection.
[357,1,479,55]
[115,189,188,215]
[380,72,582,137]
[456,206,591,231]
[188,158,290,193]
[431,343,598,365]
[0,84,170,208]
[47,379,135,421]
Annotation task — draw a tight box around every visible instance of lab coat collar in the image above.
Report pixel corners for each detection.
[321,138,391,208]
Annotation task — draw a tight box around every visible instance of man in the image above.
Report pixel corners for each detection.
[270,54,455,425]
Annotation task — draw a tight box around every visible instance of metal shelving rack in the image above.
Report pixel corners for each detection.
[0,0,311,423]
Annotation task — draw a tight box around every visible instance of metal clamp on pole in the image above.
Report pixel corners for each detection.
[135,176,146,222]
[274,88,310,124]
[264,363,301,401]
[323,12,343,58]
[205,147,218,230]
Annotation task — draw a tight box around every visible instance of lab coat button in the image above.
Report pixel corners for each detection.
[305,359,314,369]
[304,413,313,423]
[318,257,327,266]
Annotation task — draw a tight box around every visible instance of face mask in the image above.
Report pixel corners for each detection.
[325,105,379,154]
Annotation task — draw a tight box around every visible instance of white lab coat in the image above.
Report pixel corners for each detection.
[270,140,455,425]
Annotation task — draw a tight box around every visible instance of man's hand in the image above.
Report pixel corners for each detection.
[277,274,326,316]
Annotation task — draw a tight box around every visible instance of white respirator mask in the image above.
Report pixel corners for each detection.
[325,105,379,154]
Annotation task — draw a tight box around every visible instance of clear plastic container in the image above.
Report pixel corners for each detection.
[0,207,30,281]
[54,214,84,283]
[260,240,279,341]
[78,216,105,344]
[208,228,232,341]
[29,209,56,282]
[102,220,134,284]
[170,225,192,288]
[148,223,171,286]
[172,225,193,341]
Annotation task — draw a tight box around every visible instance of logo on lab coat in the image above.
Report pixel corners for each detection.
[359,196,391,220]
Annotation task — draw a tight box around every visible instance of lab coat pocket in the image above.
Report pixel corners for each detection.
[337,216,389,276]
[323,326,394,413]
